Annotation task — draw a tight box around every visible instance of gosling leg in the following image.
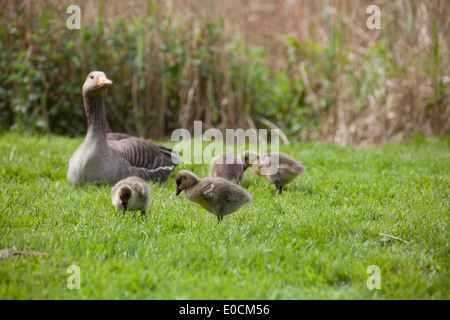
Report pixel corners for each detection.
[274,180,280,196]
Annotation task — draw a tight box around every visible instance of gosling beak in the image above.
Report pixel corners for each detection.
[122,202,128,211]
[176,188,181,196]
[98,76,113,87]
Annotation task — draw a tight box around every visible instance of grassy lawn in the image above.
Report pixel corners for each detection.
[0,132,449,299]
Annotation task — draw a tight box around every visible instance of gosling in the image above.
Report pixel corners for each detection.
[243,150,306,195]
[175,170,252,223]
[209,152,245,184]
[111,176,151,216]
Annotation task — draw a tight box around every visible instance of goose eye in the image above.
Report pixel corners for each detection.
[90,76,94,79]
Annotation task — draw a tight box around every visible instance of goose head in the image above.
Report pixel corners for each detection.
[175,170,200,195]
[118,185,132,211]
[82,71,113,98]
[243,150,260,171]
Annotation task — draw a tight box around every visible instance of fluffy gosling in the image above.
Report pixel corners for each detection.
[111,176,151,215]
[209,152,245,184]
[175,170,252,223]
[243,150,306,195]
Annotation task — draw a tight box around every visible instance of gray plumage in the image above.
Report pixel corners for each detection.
[209,152,244,184]
[243,150,306,194]
[175,170,252,223]
[111,176,151,215]
[67,71,181,185]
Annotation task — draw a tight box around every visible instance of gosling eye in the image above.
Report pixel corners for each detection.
[176,179,181,186]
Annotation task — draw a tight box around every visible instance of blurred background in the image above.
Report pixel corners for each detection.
[0,0,448,145]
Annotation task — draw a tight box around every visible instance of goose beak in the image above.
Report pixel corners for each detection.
[98,76,113,87]
[176,188,181,196]
[122,202,128,211]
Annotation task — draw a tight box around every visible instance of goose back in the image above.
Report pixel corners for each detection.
[264,152,305,174]
[185,177,252,216]
[209,152,244,183]
[107,133,180,182]
[257,152,305,186]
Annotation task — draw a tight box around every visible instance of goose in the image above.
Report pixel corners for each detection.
[243,150,306,195]
[111,176,151,215]
[67,71,181,185]
[175,170,252,223]
[209,152,244,184]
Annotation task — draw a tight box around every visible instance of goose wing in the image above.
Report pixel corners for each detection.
[201,179,250,203]
[107,132,181,182]
[197,181,215,199]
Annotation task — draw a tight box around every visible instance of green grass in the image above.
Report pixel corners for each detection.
[0,132,449,299]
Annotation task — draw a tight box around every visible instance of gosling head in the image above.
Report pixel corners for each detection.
[82,71,113,98]
[175,170,200,196]
[118,185,132,211]
[243,150,260,171]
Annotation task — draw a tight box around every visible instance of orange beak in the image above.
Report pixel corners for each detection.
[97,76,113,87]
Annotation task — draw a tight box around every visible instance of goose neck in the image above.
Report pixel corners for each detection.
[83,95,107,138]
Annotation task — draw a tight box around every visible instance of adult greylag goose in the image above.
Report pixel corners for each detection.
[67,71,181,185]
[111,176,151,216]
[175,170,252,223]
[243,150,306,195]
[209,152,244,184]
